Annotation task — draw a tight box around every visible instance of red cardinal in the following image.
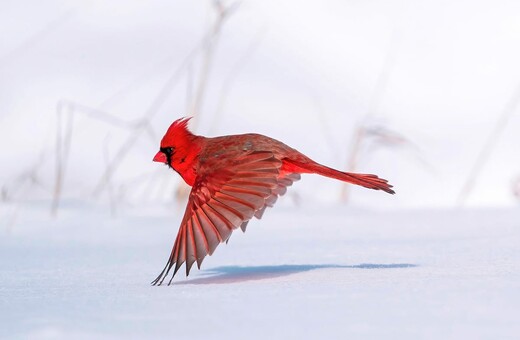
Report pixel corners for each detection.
[152,117,394,285]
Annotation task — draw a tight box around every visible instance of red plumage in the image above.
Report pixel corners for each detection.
[151,117,394,285]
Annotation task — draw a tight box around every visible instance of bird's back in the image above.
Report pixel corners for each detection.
[201,133,297,161]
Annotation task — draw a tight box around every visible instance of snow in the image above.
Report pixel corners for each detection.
[2,203,519,339]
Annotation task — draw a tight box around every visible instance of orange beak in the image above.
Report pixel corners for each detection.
[153,151,167,163]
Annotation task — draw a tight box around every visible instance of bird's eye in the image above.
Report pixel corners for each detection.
[161,147,174,156]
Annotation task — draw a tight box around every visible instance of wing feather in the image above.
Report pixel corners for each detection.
[219,190,266,209]
[206,199,245,226]
[152,151,302,285]
[201,204,234,241]
[221,183,272,196]
[213,193,257,216]
[191,215,209,259]
[185,219,197,275]
[195,209,221,252]
[172,222,186,279]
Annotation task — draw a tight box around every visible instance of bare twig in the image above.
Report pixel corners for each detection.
[456,82,520,206]
[0,9,74,67]
[51,101,74,217]
[209,28,265,134]
[365,126,437,175]
[341,28,401,203]
[103,135,117,217]
[92,2,239,197]
[185,62,194,116]
[190,0,241,130]
[57,99,158,143]
[176,1,241,200]
[340,126,366,202]
[98,3,238,113]
[513,176,520,201]
[91,56,193,197]
[46,1,241,212]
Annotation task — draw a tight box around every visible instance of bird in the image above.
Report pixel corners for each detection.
[151,117,394,285]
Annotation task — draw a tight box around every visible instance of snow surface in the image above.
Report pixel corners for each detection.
[1,203,519,339]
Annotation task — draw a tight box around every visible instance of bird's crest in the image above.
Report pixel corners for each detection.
[161,117,193,147]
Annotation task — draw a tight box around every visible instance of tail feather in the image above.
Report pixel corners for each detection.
[339,172,395,194]
[284,159,395,194]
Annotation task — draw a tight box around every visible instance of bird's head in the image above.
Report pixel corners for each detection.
[153,117,199,170]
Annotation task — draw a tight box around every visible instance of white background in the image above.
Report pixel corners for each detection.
[1,0,520,208]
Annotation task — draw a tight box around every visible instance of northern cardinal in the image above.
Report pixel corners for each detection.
[152,117,394,285]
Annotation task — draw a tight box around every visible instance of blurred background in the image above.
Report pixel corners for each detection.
[1,0,520,220]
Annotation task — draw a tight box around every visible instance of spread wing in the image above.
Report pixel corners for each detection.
[152,151,300,285]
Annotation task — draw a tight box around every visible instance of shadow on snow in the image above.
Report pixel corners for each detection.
[175,263,418,285]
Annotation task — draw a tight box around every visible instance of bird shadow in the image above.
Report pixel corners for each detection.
[174,263,418,285]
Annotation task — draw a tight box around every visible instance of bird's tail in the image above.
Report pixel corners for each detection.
[284,158,395,194]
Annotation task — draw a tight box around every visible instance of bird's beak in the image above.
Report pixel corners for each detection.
[153,151,167,163]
